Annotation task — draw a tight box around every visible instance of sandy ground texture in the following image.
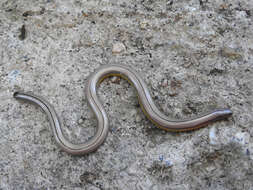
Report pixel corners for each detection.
[1,0,253,189]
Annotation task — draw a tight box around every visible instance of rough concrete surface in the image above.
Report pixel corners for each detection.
[0,0,253,189]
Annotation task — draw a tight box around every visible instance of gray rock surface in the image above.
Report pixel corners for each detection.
[0,0,253,189]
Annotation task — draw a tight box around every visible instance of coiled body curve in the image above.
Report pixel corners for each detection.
[14,64,232,155]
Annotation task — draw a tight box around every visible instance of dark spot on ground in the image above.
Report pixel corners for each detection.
[80,171,98,184]
[147,161,173,184]
[19,25,26,40]
[23,7,45,17]
[209,68,224,76]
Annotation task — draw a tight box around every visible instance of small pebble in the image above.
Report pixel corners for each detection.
[209,127,218,145]
[112,42,126,54]
[78,118,83,124]
[165,160,173,167]
[159,155,164,162]
[140,20,149,30]
[135,114,142,122]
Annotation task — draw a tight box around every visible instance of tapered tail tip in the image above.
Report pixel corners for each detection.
[13,92,20,98]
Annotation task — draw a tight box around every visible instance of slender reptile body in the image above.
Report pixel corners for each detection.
[14,64,232,155]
